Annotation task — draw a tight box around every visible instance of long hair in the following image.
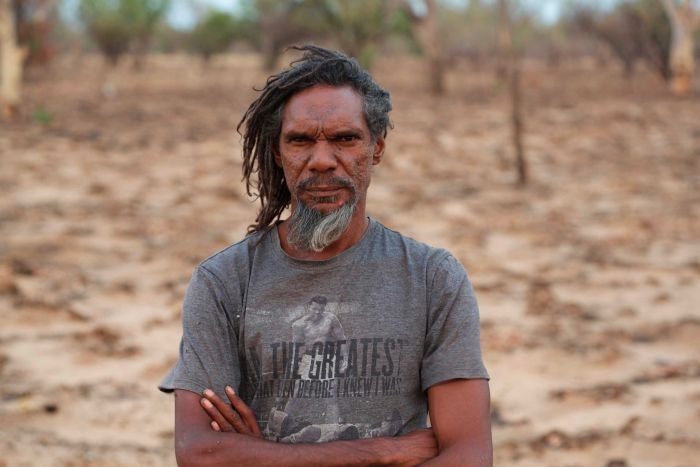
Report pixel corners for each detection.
[238,45,393,234]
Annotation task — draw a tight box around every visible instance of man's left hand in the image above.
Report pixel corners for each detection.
[200,386,262,438]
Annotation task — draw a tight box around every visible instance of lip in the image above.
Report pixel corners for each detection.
[304,186,344,192]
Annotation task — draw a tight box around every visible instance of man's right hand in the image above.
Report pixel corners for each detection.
[382,428,438,466]
[199,386,438,465]
[200,386,262,437]
[176,388,439,466]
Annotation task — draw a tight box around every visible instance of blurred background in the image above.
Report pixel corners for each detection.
[1,1,699,466]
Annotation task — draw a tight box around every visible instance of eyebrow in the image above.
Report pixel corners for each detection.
[283,130,313,139]
[282,128,364,139]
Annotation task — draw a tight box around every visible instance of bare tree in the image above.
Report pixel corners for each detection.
[124,0,170,70]
[79,0,131,66]
[660,0,699,96]
[313,0,388,69]
[190,10,239,65]
[78,0,169,69]
[255,0,388,71]
[496,0,511,79]
[13,0,57,66]
[569,7,642,78]
[0,0,26,119]
[255,0,319,71]
[498,0,527,186]
[401,0,445,95]
[566,1,674,81]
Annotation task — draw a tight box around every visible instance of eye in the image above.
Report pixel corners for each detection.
[334,134,360,144]
[289,135,311,144]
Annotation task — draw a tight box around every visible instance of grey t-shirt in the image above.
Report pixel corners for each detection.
[160,218,488,443]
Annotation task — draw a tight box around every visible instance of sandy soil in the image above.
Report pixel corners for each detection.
[1,53,699,466]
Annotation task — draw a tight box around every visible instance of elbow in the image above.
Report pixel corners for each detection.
[175,432,258,467]
[174,434,222,467]
[174,435,202,467]
[470,448,493,467]
[437,444,493,467]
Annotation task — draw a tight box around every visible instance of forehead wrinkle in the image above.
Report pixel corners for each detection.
[293,104,356,126]
[282,112,365,137]
[299,101,341,119]
[281,85,367,136]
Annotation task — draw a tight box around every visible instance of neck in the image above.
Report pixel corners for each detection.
[277,201,369,260]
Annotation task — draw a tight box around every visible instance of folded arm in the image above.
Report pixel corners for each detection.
[174,389,437,467]
[421,378,492,466]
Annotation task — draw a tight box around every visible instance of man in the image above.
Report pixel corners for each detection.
[292,296,347,386]
[160,45,492,466]
[273,295,349,443]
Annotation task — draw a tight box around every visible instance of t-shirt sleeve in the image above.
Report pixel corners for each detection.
[158,265,241,400]
[421,254,489,391]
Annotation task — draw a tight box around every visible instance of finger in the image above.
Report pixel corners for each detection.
[226,386,262,438]
[202,390,246,434]
[203,389,251,435]
[211,421,221,432]
[200,397,234,432]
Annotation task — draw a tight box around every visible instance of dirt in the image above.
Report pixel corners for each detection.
[1,53,699,466]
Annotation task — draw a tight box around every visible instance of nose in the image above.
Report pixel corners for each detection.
[307,140,338,172]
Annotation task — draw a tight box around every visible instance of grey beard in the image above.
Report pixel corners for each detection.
[287,198,357,252]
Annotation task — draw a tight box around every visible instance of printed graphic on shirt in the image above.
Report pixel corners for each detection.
[245,295,407,442]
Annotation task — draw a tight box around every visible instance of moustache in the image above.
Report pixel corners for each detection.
[297,176,355,191]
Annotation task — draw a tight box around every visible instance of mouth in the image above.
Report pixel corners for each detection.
[302,185,349,205]
[298,176,354,192]
[296,177,356,209]
[304,186,345,193]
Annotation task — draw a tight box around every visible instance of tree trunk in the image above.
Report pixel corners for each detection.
[510,65,526,186]
[496,0,510,80]
[498,0,527,186]
[417,0,444,95]
[259,13,280,72]
[132,37,148,71]
[403,0,445,95]
[261,36,280,72]
[16,0,56,67]
[0,0,26,119]
[661,0,697,96]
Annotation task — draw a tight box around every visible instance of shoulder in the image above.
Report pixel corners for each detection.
[187,230,273,307]
[197,229,269,280]
[370,219,470,292]
[370,219,457,269]
[293,313,308,325]
[324,311,341,322]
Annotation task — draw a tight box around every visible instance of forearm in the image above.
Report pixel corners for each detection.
[176,388,435,466]
[177,429,401,467]
[420,444,492,467]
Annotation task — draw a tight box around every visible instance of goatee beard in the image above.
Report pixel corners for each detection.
[287,197,357,252]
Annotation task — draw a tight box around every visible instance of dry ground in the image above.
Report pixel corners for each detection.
[1,53,699,466]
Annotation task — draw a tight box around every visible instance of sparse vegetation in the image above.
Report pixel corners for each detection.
[190,11,237,63]
[78,0,169,66]
[565,0,673,80]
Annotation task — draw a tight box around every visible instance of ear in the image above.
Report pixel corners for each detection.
[371,136,385,166]
[273,145,282,167]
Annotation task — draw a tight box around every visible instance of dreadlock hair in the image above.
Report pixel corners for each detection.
[238,44,393,234]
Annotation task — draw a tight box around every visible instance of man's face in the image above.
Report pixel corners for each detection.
[309,301,325,317]
[276,85,385,214]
